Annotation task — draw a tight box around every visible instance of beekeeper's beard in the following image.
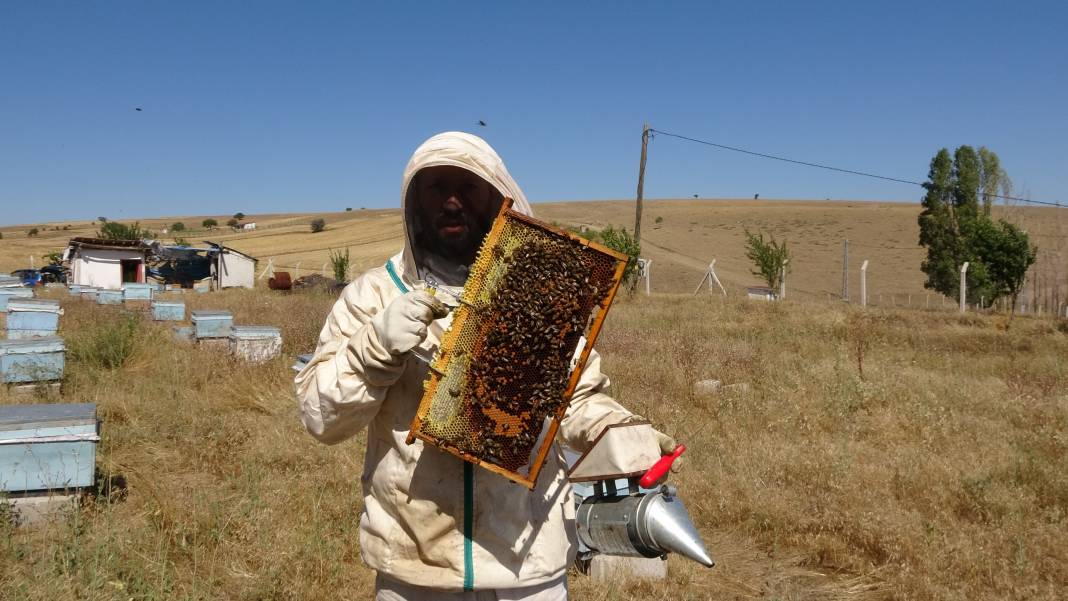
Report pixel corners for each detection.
[420,206,491,266]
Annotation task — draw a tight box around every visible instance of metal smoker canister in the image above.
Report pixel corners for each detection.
[576,485,714,567]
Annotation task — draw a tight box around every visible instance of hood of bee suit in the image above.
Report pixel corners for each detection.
[400,131,532,285]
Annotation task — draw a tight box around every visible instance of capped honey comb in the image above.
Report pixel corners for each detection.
[405,199,628,488]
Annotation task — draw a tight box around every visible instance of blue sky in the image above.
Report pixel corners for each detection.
[2,2,1065,225]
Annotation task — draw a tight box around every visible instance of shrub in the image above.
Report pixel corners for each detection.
[98,221,153,240]
[600,225,641,287]
[69,313,141,370]
[744,229,791,290]
[345,207,352,212]
[329,248,351,282]
[227,218,240,228]
[310,218,327,233]
[202,218,218,229]
[171,222,186,232]
[27,228,39,237]
[655,216,663,224]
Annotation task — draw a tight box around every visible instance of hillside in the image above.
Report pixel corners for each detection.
[2,199,1064,308]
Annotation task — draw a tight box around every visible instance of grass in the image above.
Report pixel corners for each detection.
[1,288,1067,600]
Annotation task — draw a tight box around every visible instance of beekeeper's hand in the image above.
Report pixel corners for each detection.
[626,414,684,474]
[653,429,684,474]
[370,291,449,357]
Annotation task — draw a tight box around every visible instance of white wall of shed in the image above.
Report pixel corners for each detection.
[217,251,255,288]
[71,249,143,290]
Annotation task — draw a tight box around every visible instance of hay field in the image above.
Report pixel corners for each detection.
[1,287,1066,600]
[3,200,1063,309]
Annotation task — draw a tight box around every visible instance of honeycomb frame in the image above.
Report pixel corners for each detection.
[405,198,629,489]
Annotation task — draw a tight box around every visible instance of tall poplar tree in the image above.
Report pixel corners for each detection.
[918,146,1035,306]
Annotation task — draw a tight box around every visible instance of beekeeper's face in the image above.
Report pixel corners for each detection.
[415,165,499,261]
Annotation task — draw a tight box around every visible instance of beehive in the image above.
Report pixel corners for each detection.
[96,289,123,305]
[0,336,65,384]
[79,287,99,301]
[6,299,63,339]
[406,199,628,488]
[122,282,154,302]
[0,288,35,313]
[0,403,98,493]
[191,310,233,339]
[229,326,282,363]
[151,300,186,321]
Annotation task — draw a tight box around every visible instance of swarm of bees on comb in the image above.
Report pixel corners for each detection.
[407,201,628,488]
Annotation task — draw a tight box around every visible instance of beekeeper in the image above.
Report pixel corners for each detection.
[295,131,678,600]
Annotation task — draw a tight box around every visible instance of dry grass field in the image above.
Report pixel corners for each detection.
[1,199,1066,599]
[1,286,1066,600]
[3,199,1064,308]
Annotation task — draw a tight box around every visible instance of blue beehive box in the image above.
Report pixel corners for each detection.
[152,301,185,321]
[172,325,194,342]
[6,299,63,339]
[0,403,99,493]
[96,289,123,305]
[0,337,65,384]
[80,287,99,301]
[68,285,84,296]
[191,310,233,339]
[0,288,35,313]
[122,282,153,301]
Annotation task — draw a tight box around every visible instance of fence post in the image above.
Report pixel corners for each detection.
[959,262,970,313]
[295,262,301,279]
[779,259,788,300]
[860,260,868,307]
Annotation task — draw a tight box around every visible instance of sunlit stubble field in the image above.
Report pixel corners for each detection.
[3,199,1064,306]
[1,286,1066,600]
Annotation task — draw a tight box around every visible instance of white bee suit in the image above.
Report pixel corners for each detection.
[295,132,635,593]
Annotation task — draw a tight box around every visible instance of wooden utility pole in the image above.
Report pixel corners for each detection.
[634,123,650,244]
[842,239,849,301]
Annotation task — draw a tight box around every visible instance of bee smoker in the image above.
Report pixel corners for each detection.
[568,423,714,568]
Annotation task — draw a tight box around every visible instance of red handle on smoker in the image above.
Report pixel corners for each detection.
[639,444,686,489]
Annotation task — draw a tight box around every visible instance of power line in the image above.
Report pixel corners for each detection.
[650,128,1066,208]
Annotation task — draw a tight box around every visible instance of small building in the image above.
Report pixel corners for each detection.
[64,238,152,291]
[242,222,257,231]
[208,243,257,289]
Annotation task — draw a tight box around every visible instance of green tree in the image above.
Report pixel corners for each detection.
[972,218,1036,315]
[744,229,790,291]
[202,218,218,229]
[919,146,1032,306]
[599,225,641,288]
[171,222,186,232]
[233,212,245,221]
[98,221,152,240]
[978,147,1011,216]
[227,218,240,229]
[918,149,960,296]
[310,218,327,233]
[98,216,108,223]
[27,228,39,237]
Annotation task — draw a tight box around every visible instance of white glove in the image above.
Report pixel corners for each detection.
[627,414,684,474]
[371,291,449,357]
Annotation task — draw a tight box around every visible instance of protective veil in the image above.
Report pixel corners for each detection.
[295,132,634,591]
